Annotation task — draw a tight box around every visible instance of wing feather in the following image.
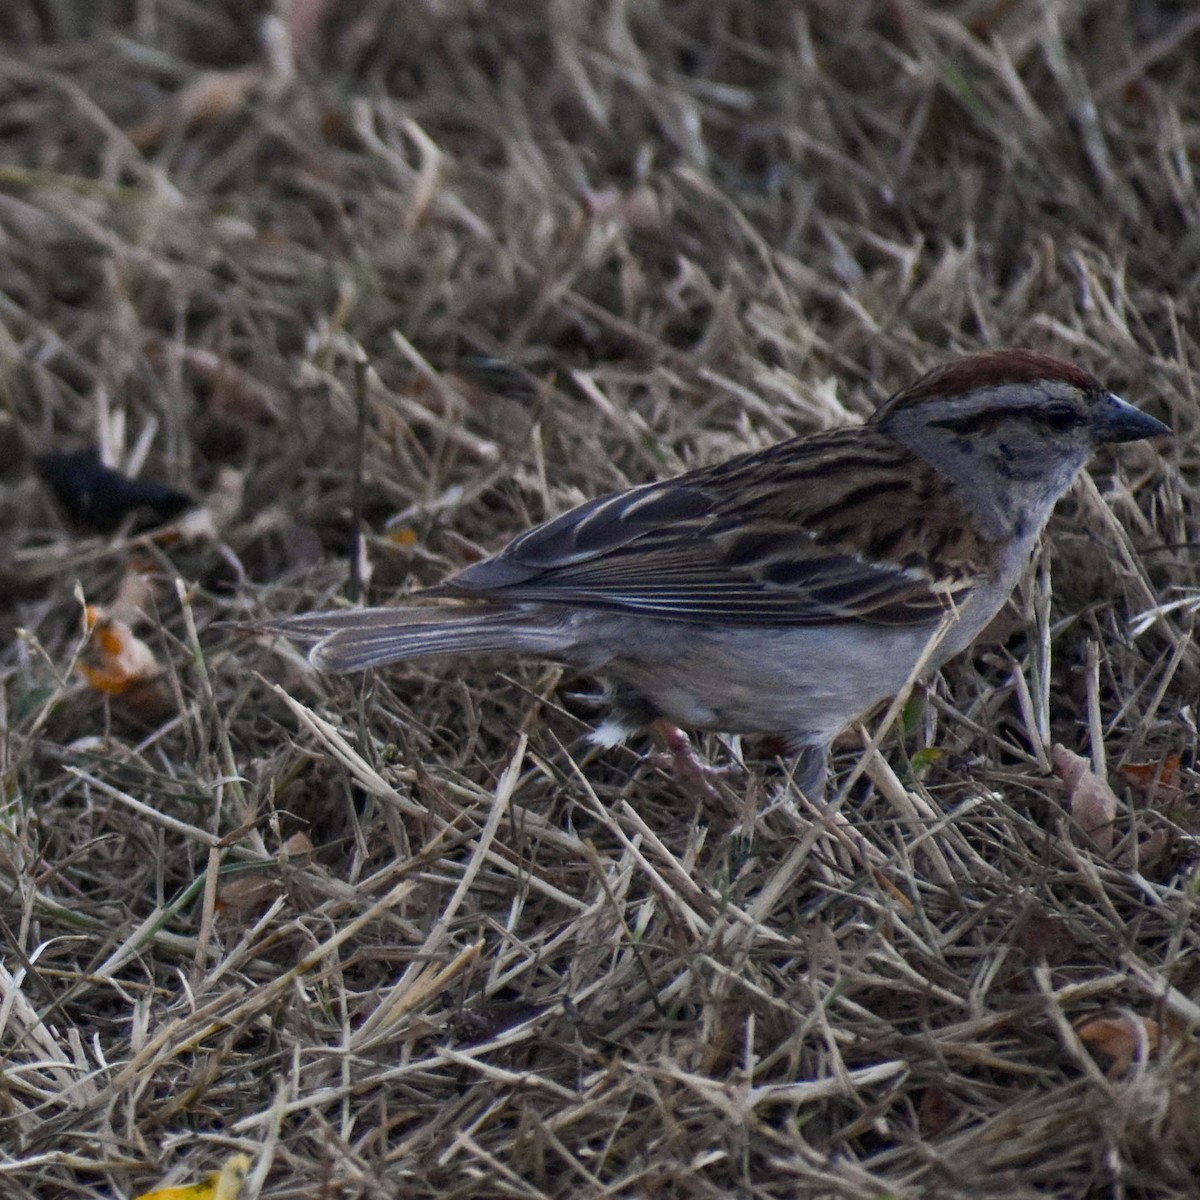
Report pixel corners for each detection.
[435,428,993,628]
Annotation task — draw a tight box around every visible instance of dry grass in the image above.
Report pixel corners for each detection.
[1,2,1199,1197]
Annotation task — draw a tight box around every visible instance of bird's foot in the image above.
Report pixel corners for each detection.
[645,720,742,800]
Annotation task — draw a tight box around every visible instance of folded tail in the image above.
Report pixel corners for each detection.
[259,605,567,674]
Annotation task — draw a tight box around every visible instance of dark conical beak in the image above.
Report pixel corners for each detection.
[1094,393,1170,443]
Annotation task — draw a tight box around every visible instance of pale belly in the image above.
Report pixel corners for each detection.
[556,574,1013,745]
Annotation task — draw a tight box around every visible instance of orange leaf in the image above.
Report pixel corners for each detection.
[1118,755,1181,792]
[871,868,914,910]
[79,610,160,696]
[388,526,418,548]
[1077,1013,1159,1075]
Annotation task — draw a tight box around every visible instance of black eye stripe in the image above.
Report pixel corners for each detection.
[925,404,1082,435]
[924,412,1009,436]
[1042,403,1083,431]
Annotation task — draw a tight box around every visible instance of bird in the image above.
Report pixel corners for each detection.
[262,350,1167,797]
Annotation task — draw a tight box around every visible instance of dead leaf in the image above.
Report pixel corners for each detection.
[156,342,282,426]
[127,15,294,150]
[281,831,315,858]
[128,66,267,150]
[216,873,284,919]
[1118,755,1181,793]
[1014,906,1077,966]
[1077,1012,1159,1076]
[387,526,419,549]
[581,183,669,234]
[107,561,161,624]
[189,346,280,424]
[917,1085,956,1137]
[79,606,160,696]
[1053,743,1118,855]
[218,831,315,918]
[178,66,267,127]
[78,603,175,722]
[1115,828,1173,872]
[871,868,915,910]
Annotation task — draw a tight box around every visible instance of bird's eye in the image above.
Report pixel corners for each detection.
[1042,404,1081,432]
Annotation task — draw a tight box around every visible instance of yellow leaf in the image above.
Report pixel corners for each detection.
[388,525,418,548]
[134,1153,252,1200]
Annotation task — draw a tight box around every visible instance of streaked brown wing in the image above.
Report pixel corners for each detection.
[435,428,990,628]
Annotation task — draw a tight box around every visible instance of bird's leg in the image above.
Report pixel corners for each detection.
[777,741,893,872]
[791,743,829,801]
[646,719,741,800]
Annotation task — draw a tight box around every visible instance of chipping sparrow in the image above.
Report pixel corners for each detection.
[266,350,1167,796]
